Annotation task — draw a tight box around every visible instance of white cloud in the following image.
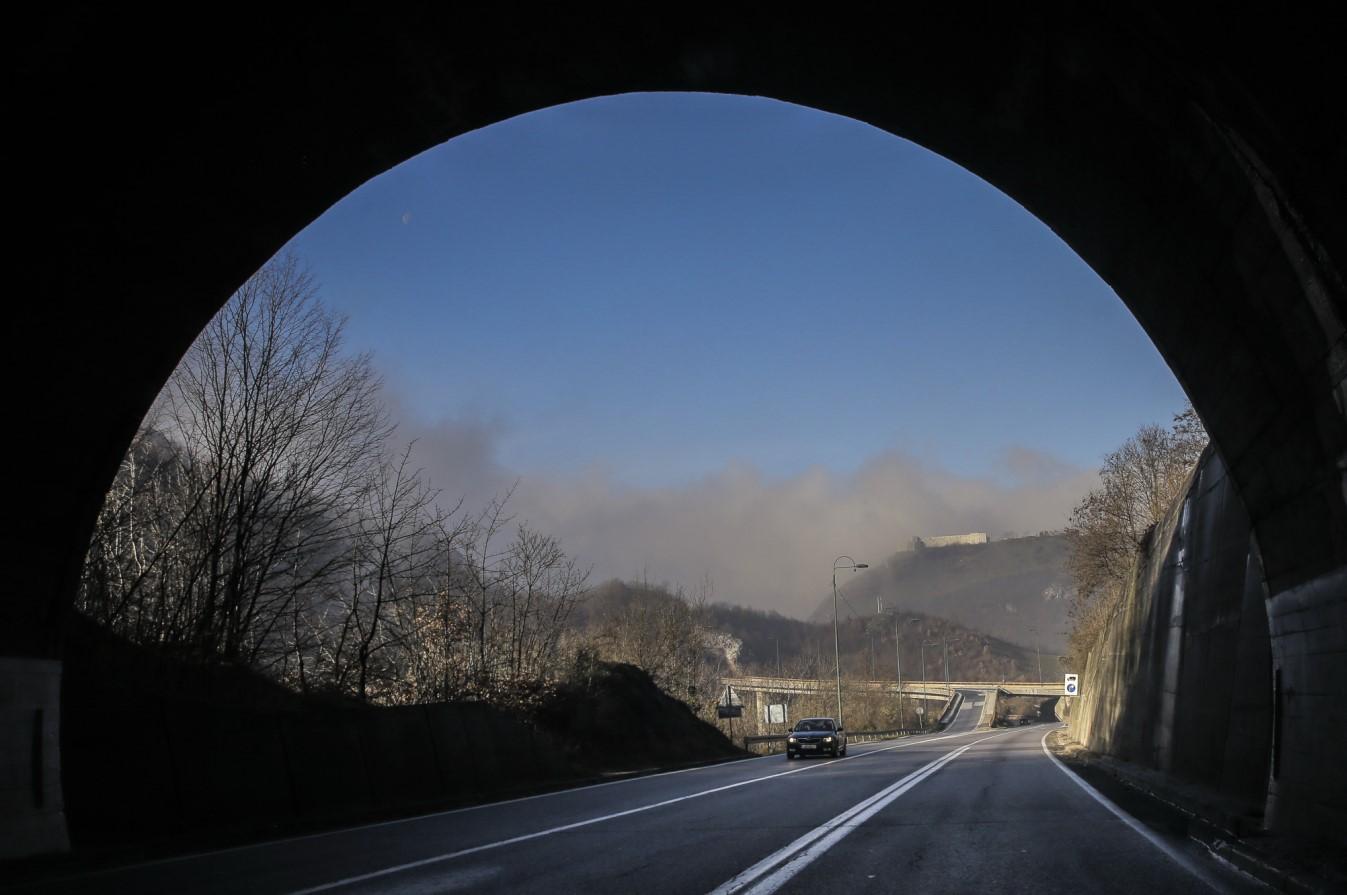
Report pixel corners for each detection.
[397,412,1095,619]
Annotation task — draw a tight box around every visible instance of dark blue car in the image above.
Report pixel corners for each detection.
[786,717,847,758]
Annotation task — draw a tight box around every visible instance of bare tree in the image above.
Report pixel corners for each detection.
[79,255,595,710]
[587,577,741,721]
[79,255,389,670]
[496,525,589,687]
[315,444,448,701]
[79,427,198,643]
[456,488,517,691]
[378,503,475,704]
[1064,403,1207,661]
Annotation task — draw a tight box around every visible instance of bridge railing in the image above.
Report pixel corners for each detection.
[722,676,1065,697]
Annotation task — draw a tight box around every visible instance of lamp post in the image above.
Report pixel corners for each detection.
[1029,626,1043,683]
[893,615,920,729]
[832,556,869,729]
[920,638,928,728]
[893,615,903,726]
[921,638,944,728]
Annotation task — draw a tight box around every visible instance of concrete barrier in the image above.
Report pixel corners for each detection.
[936,691,966,730]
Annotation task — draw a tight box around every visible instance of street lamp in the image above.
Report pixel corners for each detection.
[920,639,929,726]
[920,637,944,728]
[1029,626,1043,683]
[832,556,869,729]
[892,616,921,729]
[893,615,903,724]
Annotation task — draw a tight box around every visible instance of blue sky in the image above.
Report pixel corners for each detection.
[283,92,1184,488]
[276,92,1187,615]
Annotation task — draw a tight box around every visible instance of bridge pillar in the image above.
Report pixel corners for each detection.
[0,657,68,860]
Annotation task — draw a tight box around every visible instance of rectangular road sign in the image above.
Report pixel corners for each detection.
[1064,673,1080,696]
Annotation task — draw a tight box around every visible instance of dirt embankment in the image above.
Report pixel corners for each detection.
[534,662,745,772]
[60,618,745,858]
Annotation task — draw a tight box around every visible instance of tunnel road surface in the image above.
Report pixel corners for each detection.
[10,693,1264,894]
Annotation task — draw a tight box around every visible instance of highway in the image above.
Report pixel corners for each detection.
[11,693,1264,894]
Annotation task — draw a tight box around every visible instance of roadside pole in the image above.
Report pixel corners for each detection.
[894,617,904,728]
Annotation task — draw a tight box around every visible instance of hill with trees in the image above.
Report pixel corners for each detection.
[808,533,1073,655]
[577,579,1050,701]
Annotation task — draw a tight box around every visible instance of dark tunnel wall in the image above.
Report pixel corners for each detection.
[3,5,1345,858]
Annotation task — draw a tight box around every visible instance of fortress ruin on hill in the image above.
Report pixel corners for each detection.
[910,532,989,550]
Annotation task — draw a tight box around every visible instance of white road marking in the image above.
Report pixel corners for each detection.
[66,751,781,877]
[286,723,997,894]
[1038,729,1227,892]
[708,729,1017,895]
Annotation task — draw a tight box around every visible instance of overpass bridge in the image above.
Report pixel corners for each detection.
[722,675,1065,700]
[720,676,1063,736]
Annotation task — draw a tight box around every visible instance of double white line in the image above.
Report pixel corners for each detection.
[709,730,1013,895]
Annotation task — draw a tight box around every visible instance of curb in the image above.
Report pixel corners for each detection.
[1202,839,1324,895]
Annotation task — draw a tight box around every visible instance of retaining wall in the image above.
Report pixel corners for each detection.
[1070,447,1275,826]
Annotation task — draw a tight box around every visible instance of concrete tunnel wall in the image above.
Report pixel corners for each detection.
[3,6,1345,858]
[1070,448,1284,829]
[1071,444,1347,844]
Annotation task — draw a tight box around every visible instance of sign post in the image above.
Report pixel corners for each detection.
[717,685,743,745]
[1063,673,1079,697]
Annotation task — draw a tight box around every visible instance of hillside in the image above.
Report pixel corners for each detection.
[576,579,1049,684]
[808,533,1072,654]
[707,601,1048,683]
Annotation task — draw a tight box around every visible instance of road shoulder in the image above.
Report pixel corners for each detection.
[1045,728,1342,894]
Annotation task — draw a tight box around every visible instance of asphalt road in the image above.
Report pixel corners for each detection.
[11,692,1264,894]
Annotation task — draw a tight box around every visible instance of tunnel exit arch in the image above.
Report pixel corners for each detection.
[5,5,1344,858]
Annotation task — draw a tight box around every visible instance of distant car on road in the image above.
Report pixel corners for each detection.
[786,717,847,758]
